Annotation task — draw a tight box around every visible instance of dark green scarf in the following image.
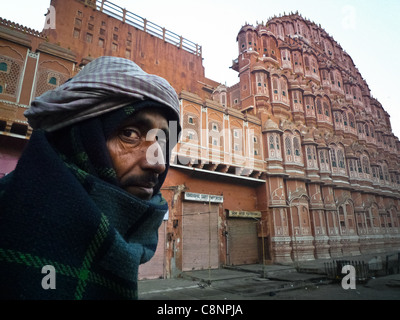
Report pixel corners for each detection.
[0,103,169,299]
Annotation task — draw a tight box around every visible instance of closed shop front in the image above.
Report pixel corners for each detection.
[182,193,221,271]
[138,219,167,280]
[227,211,261,266]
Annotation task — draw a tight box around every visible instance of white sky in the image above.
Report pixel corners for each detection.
[2,0,400,138]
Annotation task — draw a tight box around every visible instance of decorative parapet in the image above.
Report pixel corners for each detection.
[0,18,44,39]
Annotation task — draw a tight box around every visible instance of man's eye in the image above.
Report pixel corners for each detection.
[121,129,140,141]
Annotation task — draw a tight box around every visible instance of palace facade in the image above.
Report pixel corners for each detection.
[0,0,399,279]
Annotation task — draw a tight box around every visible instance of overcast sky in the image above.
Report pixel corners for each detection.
[2,0,400,138]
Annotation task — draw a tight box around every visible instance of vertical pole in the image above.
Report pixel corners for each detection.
[208,199,211,284]
[261,220,266,278]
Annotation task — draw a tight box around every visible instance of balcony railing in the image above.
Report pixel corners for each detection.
[96,0,202,57]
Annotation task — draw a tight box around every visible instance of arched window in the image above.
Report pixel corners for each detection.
[362,156,370,174]
[323,102,330,117]
[378,166,384,180]
[349,113,355,128]
[281,78,288,101]
[272,78,279,94]
[268,133,281,159]
[316,99,322,115]
[285,136,292,155]
[343,112,348,124]
[293,137,300,156]
[356,159,362,173]
[349,159,354,172]
[337,150,345,168]
[304,56,310,70]
[0,84,3,94]
[383,164,389,181]
[269,135,275,149]
[330,149,337,167]
[364,124,369,137]
[320,151,325,163]
[307,147,312,160]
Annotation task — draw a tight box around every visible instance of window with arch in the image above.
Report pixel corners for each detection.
[292,90,303,111]
[306,145,318,168]
[304,96,315,117]
[383,163,390,183]
[371,167,379,183]
[293,52,303,74]
[322,100,331,122]
[293,137,301,156]
[311,58,319,75]
[378,165,384,181]
[362,156,370,175]
[304,56,310,71]
[318,149,330,172]
[272,77,279,95]
[342,112,347,125]
[307,147,312,160]
[281,49,292,69]
[269,135,275,149]
[330,149,337,168]
[316,98,323,116]
[356,159,363,177]
[280,78,288,103]
[267,133,282,160]
[271,76,289,104]
[337,149,345,169]
[348,113,355,129]
[348,159,356,178]
[283,133,303,165]
[330,145,346,175]
[334,111,343,131]
[364,123,370,138]
[285,135,292,156]
[357,123,365,140]
[256,72,268,95]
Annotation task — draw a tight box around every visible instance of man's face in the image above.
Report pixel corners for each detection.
[106,108,169,200]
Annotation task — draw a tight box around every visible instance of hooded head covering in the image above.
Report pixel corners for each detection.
[24,56,181,197]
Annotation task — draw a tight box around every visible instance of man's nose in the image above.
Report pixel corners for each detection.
[143,141,166,174]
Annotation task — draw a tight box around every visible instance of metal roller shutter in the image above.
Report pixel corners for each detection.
[227,219,259,265]
[182,202,219,271]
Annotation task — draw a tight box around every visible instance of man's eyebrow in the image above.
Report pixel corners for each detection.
[122,116,169,136]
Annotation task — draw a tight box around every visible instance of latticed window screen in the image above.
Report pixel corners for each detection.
[0,56,23,97]
[34,68,69,98]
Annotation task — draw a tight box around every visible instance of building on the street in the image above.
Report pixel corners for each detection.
[0,0,399,279]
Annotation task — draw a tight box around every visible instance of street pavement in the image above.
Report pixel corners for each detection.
[138,251,400,301]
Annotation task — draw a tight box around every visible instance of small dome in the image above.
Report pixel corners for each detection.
[262,119,282,132]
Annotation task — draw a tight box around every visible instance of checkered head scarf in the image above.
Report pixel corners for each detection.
[24,56,180,132]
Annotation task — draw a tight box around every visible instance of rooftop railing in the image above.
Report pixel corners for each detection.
[96,0,202,57]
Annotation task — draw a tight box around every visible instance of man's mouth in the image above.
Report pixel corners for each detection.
[122,180,158,200]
